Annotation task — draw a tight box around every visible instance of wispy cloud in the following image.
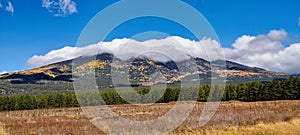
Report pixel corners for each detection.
[5,1,14,14]
[42,0,77,16]
[298,17,300,27]
[0,1,14,15]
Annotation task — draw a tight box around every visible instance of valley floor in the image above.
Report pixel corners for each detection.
[0,100,300,135]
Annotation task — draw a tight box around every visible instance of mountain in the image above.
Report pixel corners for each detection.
[0,53,287,89]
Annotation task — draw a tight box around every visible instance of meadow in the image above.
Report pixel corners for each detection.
[0,100,299,134]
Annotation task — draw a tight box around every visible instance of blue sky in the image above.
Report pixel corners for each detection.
[1,0,300,73]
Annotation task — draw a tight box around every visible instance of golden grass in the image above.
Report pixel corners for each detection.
[172,118,300,135]
[0,122,7,135]
[0,100,299,135]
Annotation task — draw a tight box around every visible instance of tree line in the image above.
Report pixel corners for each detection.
[0,76,300,111]
[222,76,300,101]
[0,94,80,111]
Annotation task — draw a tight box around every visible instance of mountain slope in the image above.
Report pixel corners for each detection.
[0,53,287,86]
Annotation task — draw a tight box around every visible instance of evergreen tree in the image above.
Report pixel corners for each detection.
[272,79,283,100]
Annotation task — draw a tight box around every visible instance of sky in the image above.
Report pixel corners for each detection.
[1,0,300,74]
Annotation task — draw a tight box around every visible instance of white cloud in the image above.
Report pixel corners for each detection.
[0,3,3,8]
[0,71,7,75]
[27,30,300,74]
[5,1,14,14]
[27,36,222,67]
[42,0,77,16]
[225,30,300,74]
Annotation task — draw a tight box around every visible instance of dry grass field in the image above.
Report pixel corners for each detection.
[0,100,300,135]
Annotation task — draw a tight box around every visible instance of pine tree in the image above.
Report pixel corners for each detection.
[272,79,283,100]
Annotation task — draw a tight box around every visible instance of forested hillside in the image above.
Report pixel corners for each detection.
[0,76,299,111]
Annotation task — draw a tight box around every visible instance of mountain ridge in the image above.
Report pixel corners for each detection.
[0,53,287,86]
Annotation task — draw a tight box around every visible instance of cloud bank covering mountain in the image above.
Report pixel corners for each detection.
[27,30,300,74]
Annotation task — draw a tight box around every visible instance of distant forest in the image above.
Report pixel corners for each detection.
[0,76,300,111]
